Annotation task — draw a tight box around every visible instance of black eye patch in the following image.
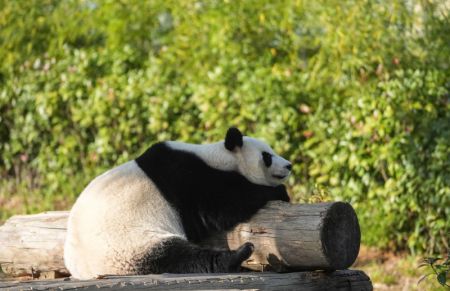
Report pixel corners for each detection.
[262,151,272,167]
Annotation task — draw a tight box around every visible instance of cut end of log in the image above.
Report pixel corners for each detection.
[321,202,361,270]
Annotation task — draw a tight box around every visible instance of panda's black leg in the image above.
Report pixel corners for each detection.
[135,238,254,274]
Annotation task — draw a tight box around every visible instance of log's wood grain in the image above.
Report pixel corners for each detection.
[0,211,70,278]
[0,202,361,277]
[0,270,372,291]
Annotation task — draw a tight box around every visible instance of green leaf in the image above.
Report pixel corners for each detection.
[437,272,447,286]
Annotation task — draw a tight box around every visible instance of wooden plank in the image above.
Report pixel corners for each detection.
[0,202,361,277]
[0,270,372,291]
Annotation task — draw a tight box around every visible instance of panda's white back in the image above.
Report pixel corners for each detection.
[64,160,185,279]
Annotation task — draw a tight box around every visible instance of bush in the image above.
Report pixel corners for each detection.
[0,0,448,254]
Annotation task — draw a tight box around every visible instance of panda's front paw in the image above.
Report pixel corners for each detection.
[274,185,290,202]
[228,242,254,272]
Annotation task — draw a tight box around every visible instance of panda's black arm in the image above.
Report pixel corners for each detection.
[195,179,290,236]
[237,182,290,203]
[177,181,289,242]
[269,184,290,202]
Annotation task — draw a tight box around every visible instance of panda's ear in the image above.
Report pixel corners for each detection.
[225,127,243,151]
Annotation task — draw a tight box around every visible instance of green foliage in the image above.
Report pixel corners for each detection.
[0,0,448,254]
[419,255,450,287]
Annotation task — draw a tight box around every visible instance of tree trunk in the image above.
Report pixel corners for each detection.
[0,201,360,277]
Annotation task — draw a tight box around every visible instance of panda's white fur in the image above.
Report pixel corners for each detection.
[64,128,291,279]
[64,160,185,278]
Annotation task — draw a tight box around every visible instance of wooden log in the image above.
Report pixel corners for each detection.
[0,270,372,291]
[0,202,360,277]
[0,211,70,278]
[203,201,361,272]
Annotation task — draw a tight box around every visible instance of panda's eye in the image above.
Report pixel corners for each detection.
[262,151,272,167]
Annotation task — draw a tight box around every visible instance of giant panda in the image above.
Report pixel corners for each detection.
[64,127,292,279]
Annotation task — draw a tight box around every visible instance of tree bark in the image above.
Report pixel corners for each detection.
[0,270,372,291]
[0,201,360,277]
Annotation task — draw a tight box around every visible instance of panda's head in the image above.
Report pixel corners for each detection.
[224,127,292,187]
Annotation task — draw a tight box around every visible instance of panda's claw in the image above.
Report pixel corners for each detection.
[237,242,254,260]
[228,242,254,272]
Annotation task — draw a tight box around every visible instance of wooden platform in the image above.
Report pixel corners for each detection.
[0,270,372,290]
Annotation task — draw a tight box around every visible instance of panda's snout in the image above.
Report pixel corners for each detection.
[271,161,292,180]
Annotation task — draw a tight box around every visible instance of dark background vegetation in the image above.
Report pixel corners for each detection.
[0,0,448,260]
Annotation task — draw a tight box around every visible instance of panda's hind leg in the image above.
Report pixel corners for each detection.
[135,238,254,274]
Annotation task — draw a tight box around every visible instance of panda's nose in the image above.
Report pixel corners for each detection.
[285,163,292,171]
